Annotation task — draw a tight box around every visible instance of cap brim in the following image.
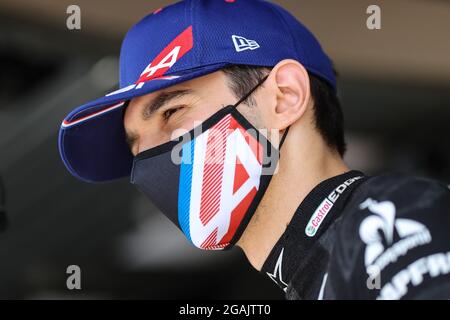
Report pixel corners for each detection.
[58,63,228,183]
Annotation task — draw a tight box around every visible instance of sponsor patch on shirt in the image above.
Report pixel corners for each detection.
[305,175,363,237]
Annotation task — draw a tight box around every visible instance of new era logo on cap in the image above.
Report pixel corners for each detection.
[232,35,260,52]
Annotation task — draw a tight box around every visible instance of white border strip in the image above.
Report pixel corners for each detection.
[61,102,125,129]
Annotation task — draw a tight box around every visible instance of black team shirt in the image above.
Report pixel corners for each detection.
[261,170,450,299]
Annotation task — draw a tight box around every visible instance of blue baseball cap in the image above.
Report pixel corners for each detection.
[59,0,336,183]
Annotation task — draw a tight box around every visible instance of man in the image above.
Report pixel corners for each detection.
[59,0,450,299]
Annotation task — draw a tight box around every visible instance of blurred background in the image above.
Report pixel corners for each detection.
[0,0,449,299]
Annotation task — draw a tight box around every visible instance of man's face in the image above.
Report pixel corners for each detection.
[124,71,255,156]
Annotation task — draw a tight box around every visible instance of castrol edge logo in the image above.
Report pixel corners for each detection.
[305,175,363,237]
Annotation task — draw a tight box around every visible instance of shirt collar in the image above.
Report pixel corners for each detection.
[261,170,366,294]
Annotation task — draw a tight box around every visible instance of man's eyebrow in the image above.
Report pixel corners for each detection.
[143,89,194,120]
[124,88,194,152]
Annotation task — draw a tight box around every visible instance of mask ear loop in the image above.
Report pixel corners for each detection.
[231,74,289,150]
[279,126,290,149]
[232,75,269,109]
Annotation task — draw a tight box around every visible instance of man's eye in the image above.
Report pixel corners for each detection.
[162,106,184,120]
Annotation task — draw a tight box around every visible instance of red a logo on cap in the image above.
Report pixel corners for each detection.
[136,26,193,86]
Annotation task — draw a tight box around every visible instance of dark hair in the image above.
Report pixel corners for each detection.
[222,65,347,157]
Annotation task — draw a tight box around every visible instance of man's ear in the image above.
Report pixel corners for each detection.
[265,59,311,130]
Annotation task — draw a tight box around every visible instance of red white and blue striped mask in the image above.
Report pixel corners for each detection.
[130,77,287,250]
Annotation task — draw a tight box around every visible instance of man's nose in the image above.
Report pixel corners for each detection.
[135,131,169,155]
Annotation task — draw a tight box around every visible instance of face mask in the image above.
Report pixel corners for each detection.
[130,76,288,250]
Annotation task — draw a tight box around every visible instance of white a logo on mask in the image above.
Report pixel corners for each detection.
[183,114,263,250]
